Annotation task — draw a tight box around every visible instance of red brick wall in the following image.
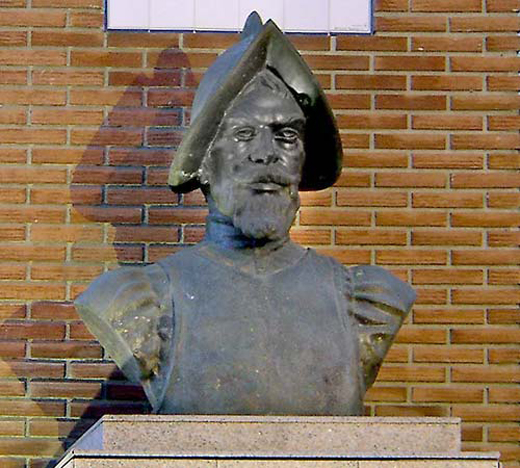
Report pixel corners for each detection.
[0,0,519,466]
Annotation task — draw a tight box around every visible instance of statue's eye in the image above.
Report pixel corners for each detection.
[233,127,255,141]
[275,127,300,143]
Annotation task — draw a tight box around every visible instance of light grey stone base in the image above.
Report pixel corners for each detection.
[56,416,500,468]
[58,453,500,468]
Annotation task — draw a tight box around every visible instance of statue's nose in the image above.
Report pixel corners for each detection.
[248,129,278,164]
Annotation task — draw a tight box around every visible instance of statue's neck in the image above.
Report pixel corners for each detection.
[204,203,289,253]
[201,197,306,275]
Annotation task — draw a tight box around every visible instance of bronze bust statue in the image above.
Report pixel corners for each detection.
[75,13,416,416]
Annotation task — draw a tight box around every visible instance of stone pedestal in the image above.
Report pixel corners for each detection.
[56,415,500,468]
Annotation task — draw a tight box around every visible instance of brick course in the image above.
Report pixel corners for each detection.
[0,0,518,466]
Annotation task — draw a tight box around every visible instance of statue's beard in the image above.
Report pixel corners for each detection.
[232,187,299,241]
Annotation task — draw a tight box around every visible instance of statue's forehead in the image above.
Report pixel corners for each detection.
[222,87,304,126]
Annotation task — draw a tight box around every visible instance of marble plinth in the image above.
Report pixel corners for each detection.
[56,415,500,468]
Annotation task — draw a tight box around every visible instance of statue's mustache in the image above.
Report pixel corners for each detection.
[237,170,298,187]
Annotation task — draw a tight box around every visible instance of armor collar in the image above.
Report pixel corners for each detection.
[201,213,307,276]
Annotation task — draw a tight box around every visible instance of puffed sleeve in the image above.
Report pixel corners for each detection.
[345,265,416,390]
[74,263,174,411]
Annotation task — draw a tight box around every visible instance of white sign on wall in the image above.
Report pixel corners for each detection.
[107,0,373,34]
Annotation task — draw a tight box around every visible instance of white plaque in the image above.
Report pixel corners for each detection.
[107,0,373,34]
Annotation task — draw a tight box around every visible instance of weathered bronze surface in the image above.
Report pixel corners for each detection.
[75,13,415,415]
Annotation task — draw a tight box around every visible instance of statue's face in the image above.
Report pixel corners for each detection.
[201,78,305,241]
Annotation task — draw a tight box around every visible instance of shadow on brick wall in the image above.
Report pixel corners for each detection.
[70,46,204,267]
[5,47,207,467]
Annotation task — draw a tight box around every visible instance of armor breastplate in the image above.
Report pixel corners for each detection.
[158,242,363,415]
